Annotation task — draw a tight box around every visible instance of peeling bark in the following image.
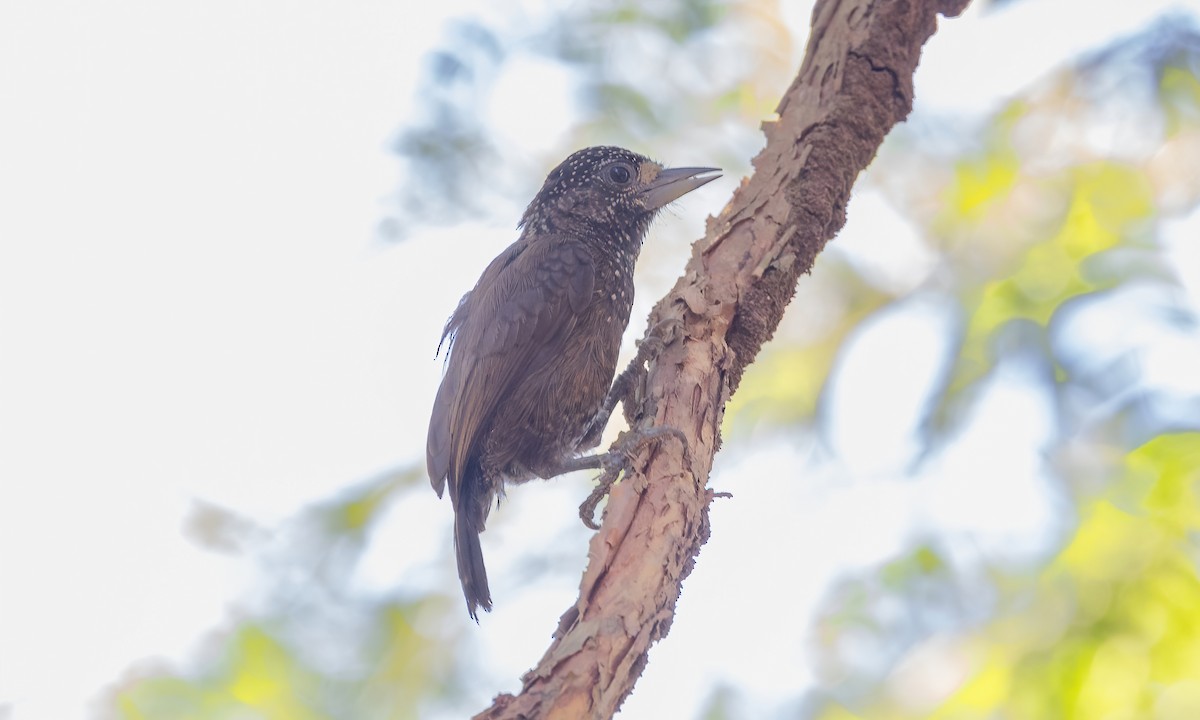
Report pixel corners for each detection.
[476,1,972,717]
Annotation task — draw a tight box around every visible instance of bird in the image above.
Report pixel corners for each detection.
[426,146,719,620]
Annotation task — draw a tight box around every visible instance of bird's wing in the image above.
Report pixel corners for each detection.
[426,237,595,497]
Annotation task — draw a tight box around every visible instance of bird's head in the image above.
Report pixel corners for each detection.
[519,146,719,237]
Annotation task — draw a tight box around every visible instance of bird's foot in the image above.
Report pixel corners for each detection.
[633,316,683,363]
[578,425,690,530]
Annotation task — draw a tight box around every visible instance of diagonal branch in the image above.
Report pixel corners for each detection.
[477,1,971,717]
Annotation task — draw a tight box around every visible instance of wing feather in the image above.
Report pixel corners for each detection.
[426,237,595,494]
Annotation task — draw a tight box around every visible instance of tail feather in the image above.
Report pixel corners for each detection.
[454,460,493,621]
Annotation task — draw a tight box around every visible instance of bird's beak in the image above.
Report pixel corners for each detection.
[640,166,721,210]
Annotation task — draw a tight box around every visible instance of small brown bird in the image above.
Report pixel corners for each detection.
[427,146,719,620]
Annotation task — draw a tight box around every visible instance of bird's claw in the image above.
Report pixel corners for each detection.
[634,317,683,360]
[579,467,620,530]
[577,425,692,530]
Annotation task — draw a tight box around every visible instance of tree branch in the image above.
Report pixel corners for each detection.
[477,1,971,717]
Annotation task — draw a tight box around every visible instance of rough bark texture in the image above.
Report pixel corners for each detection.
[477,1,971,718]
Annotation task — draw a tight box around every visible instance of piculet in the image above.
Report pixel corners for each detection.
[426,146,719,620]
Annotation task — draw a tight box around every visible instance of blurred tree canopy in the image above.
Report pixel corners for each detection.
[802,19,1200,720]
[108,2,1200,719]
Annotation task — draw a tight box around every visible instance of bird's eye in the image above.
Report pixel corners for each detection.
[607,164,632,184]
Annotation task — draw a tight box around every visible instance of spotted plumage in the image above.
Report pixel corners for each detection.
[426,146,719,620]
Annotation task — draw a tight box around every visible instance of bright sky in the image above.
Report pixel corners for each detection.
[1,1,1197,719]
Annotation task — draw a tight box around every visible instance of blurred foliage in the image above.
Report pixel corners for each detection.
[107,467,477,720]
[790,18,1200,720]
[106,5,1200,720]
[383,0,793,239]
[812,435,1200,720]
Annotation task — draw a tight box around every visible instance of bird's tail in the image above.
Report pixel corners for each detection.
[454,459,493,621]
